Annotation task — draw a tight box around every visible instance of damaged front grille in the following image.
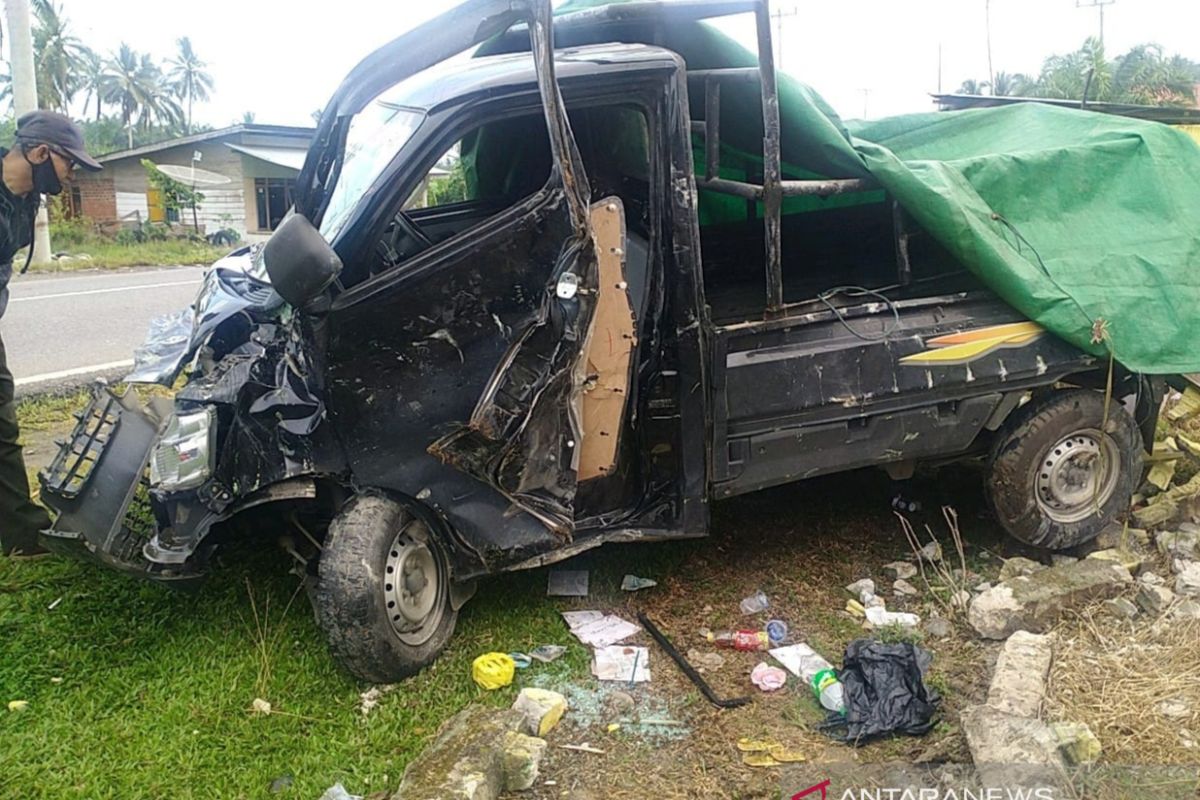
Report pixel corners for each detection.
[40,391,122,499]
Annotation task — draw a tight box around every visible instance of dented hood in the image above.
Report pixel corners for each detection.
[125,246,282,385]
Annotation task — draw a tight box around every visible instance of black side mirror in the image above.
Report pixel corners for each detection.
[263,214,343,308]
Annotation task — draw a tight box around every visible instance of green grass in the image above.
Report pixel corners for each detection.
[0,545,591,800]
[24,240,228,272]
[16,390,92,432]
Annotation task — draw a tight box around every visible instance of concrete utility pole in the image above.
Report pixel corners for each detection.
[1076,0,1116,48]
[4,0,52,265]
[770,3,798,72]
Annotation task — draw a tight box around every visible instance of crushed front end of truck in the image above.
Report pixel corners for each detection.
[37,246,345,585]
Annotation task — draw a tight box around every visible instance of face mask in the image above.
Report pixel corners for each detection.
[23,149,63,196]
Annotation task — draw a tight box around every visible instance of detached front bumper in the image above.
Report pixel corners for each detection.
[37,384,205,588]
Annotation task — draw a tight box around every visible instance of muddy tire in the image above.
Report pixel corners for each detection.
[986,389,1142,550]
[314,493,456,683]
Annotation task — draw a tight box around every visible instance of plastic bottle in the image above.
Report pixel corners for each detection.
[786,643,847,713]
[739,590,770,615]
[704,629,770,651]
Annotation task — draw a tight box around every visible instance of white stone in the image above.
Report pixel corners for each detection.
[511,688,567,737]
[883,561,918,581]
[1136,583,1176,614]
[1175,561,1200,597]
[960,705,1065,790]
[893,579,920,596]
[986,631,1054,718]
[969,560,1132,639]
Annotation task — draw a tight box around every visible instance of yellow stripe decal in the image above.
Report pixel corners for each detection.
[901,321,1044,365]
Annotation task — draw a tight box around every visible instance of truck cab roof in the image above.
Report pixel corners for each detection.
[382,43,684,113]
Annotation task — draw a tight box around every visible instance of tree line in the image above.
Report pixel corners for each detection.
[0,0,215,155]
[959,37,1200,105]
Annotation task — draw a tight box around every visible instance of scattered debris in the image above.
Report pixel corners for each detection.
[268,774,294,793]
[472,653,516,690]
[769,643,845,712]
[750,662,788,691]
[591,645,650,683]
[1174,561,1200,597]
[1140,571,1166,586]
[892,579,919,596]
[845,578,876,599]
[562,611,640,648]
[620,575,657,591]
[883,561,918,581]
[47,597,62,611]
[1103,597,1139,619]
[317,783,362,800]
[1135,583,1176,615]
[529,645,567,663]
[512,688,568,736]
[1086,548,1143,574]
[558,743,605,755]
[1157,698,1191,719]
[251,698,272,715]
[918,540,943,563]
[825,640,939,744]
[359,685,396,717]
[685,648,726,673]
[639,612,750,709]
[765,619,788,644]
[547,569,589,597]
[7,700,28,712]
[1050,721,1102,765]
[1170,599,1200,620]
[702,628,770,651]
[1157,530,1200,561]
[968,559,1132,639]
[845,599,867,618]
[865,606,920,627]
[509,652,533,669]
[739,589,770,615]
[396,706,545,799]
[986,631,1053,718]
[999,556,1046,581]
[924,617,953,638]
[736,738,806,765]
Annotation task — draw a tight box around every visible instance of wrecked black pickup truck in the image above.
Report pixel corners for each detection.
[38,0,1166,681]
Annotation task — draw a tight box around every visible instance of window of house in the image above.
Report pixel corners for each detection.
[255,178,296,231]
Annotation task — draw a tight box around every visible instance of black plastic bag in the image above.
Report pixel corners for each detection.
[820,638,941,745]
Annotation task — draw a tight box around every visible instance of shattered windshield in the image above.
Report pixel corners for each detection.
[319,101,425,243]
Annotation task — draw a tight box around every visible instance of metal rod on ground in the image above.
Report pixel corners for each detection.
[637,612,750,709]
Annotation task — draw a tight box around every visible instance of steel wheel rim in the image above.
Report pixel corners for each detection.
[383,518,445,646]
[1035,428,1120,524]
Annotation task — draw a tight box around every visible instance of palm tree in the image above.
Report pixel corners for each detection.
[166,37,213,135]
[242,111,256,124]
[956,79,990,96]
[32,0,86,111]
[102,44,183,147]
[990,71,1031,97]
[1112,45,1198,106]
[78,48,105,121]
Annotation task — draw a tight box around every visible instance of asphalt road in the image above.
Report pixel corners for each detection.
[1,266,205,397]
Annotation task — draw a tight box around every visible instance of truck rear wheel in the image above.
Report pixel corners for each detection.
[986,389,1142,551]
[314,493,456,683]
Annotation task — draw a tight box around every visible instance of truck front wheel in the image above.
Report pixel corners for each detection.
[986,389,1142,551]
[314,493,457,683]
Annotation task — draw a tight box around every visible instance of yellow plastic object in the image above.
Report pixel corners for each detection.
[472,652,516,690]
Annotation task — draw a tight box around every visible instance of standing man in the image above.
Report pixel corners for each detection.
[0,110,102,556]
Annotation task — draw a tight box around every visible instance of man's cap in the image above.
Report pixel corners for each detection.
[15,110,102,171]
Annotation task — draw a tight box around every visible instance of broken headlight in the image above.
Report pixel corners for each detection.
[150,408,217,492]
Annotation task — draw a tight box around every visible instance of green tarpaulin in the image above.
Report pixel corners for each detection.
[542,1,1200,374]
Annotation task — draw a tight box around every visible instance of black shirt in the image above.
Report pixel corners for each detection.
[0,148,41,320]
